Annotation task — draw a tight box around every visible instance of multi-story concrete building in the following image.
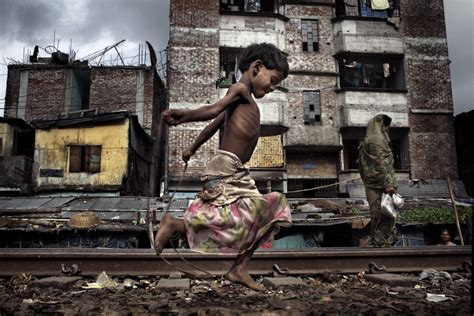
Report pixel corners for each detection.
[166,0,458,197]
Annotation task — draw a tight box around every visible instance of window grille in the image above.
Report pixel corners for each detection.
[303,91,321,125]
[301,20,319,52]
[220,0,278,14]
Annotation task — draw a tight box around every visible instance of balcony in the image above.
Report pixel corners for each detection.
[333,19,403,55]
[219,14,287,49]
[338,90,408,128]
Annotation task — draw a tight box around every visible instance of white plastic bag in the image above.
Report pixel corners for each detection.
[381,193,404,219]
[381,193,397,218]
[392,193,404,209]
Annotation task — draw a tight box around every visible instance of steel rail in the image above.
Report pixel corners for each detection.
[0,246,471,277]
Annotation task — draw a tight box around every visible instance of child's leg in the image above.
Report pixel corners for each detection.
[225,229,274,291]
[154,212,186,254]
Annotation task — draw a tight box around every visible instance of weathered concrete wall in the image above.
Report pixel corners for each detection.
[0,123,13,156]
[338,91,408,127]
[333,20,403,55]
[219,15,287,48]
[401,0,458,179]
[33,120,129,190]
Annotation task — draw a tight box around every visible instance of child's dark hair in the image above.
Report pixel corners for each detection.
[238,43,289,78]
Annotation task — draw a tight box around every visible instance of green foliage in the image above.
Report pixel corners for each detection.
[398,206,473,224]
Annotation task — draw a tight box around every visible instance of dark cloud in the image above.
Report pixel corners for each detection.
[0,0,169,54]
[85,0,169,51]
[0,0,67,44]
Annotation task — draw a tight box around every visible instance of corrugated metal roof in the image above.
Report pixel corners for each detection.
[62,197,164,211]
[32,111,130,129]
[0,197,74,211]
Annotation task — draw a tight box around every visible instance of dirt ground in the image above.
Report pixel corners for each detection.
[0,270,471,315]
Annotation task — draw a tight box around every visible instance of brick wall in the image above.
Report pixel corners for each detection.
[170,0,219,28]
[89,67,155,132]
[167,0,220,178]
[402,0,458,179]
[5,66,69,121]
[287,152,338,178]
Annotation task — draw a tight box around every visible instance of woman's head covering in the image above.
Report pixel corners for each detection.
[365,114,392,149]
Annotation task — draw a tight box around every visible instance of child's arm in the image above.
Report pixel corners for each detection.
[182,112,225,162]
[162,83,251,126]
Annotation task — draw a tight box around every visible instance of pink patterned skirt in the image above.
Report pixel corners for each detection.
[183,192,292,254]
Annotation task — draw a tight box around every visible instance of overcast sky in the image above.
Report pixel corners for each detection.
[0,0,472,115]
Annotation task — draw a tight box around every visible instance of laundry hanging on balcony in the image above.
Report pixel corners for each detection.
[371,0,390,10]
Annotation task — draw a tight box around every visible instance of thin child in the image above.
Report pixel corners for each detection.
[155,43,292,291]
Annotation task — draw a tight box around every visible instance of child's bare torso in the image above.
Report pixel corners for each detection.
[220,99,260,164]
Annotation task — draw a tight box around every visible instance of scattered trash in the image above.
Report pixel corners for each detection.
[82,271,117,289]
[419,269,452,283]
[425,293,453,302]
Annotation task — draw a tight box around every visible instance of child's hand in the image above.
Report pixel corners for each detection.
[182,148,194,163]
[162,109,186,126]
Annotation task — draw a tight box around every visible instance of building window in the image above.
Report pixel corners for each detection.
[69,145,101,173]
[0,138,3,156]
[66,69,91,112]
[301,20,319,52]
[343,139,361,170]
[335,0,400,18]
[303,91,321,125]
[220,0,280,14]
[342,128,409,171]
[338,56,405,90]
[218,48,244,87]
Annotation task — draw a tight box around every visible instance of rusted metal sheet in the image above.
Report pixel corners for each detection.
[0,197,75,214]
[0,246,470,277]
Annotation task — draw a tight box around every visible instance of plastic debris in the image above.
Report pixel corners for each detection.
[426,293,453,302]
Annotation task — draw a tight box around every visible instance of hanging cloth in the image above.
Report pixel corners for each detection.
[371,0,389,10]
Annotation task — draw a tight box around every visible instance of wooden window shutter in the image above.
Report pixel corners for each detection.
[69,146,82,172]
[86,145,101,173]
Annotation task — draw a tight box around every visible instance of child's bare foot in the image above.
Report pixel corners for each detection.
[225,269,265,292]
[154,212,180,254]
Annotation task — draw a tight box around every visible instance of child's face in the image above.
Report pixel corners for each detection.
[251,65,285,99]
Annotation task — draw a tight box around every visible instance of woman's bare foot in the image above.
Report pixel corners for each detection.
[225,268,265,292]
[154,212,183,254]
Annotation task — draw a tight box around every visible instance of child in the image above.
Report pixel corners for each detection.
[154,43,292,291]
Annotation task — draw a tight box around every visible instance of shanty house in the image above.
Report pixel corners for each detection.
[31,112,153,196]
[0,117,35,195]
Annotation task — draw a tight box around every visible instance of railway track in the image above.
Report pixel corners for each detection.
[0,246,471,277]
